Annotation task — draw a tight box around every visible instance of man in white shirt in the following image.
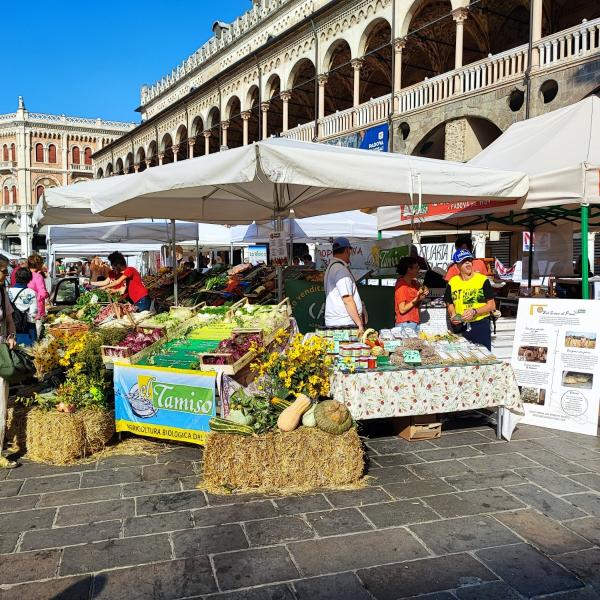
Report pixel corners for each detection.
[324,237,366,334]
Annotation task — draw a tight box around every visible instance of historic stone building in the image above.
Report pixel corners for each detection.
[93,0,599,188]
[0,98,133,255]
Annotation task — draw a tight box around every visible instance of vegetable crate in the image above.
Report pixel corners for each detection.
[198,349,256,375]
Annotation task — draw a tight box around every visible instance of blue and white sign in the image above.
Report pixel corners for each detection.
[248,245,268,265]
[114,363,217,445]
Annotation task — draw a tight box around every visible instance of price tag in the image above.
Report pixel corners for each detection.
[403,350,421,364]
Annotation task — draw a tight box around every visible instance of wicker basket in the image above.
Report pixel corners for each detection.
[47,323,89,340]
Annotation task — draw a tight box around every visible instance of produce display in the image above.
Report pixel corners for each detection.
[72,290,116,324]
[102,329,164,359]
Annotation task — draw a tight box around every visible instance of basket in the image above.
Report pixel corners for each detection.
[47,323,89,340]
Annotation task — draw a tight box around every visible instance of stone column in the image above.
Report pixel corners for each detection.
[393,38,406,111]
[133,164,140,173]
[203,131,211,155]
[172,144,180,162]
[453,7,468,95]
[261,102,270,140]
[61,133,68,178]
[145,159,152,169]
[158,153,164,166]
[351,59,363,107]
[531,0,543,68]
[188,137,195,158]
[280,92,292,132]
[221,121,230,149]
[318,75,328,121]
[241,112,251,145]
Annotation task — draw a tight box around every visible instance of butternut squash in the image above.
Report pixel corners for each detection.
[277,393,311,432]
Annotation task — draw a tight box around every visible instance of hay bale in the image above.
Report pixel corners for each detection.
[201,427,365,494]
[5,403,30,452]
[82,409,115,454]
[25,408,115,465]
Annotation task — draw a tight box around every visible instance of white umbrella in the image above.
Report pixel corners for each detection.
[35,139,528,224]
[231,210,399,244]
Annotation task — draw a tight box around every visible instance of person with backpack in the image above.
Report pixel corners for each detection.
[8,267,38,347]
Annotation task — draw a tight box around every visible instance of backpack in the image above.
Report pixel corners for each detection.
[9,288,29,334]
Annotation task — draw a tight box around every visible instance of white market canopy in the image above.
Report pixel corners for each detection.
[470,96,600,209]
[47,220,232,247]
[51,243,162,257]
[231,210,398,244]
[39,138,528,226]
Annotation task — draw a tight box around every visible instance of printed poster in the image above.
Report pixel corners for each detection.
[114,363,217,445]
[511,299,600,436]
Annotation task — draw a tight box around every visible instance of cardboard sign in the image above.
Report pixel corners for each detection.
[403,350,422,364]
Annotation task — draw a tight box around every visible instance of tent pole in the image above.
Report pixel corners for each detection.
[171,219,178,306]
[195,227,200,271]
[527,225,534,290]
[229,243,234,266]
[581,204,590,299]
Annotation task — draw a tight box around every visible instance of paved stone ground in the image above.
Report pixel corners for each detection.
[2,416,600,600]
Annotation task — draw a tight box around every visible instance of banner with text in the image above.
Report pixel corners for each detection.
[316,236,409,276]
[323,123,389,152]
[511,299,600,436]
[394,199,518,227]
[114,364,217,445]
[416,243,455,272]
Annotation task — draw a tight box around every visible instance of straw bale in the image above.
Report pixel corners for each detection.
[5,403,30,452]
[201,427,365,494]
[25,408,115,465]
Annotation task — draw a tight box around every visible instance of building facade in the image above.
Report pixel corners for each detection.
[0,98,134,255]
[93,0,599,184]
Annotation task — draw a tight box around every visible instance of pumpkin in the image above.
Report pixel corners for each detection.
[277,393,311,432]
[314,400,352,435]
[301,403,317,427]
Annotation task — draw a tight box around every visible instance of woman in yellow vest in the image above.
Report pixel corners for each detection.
[444,249,496,350]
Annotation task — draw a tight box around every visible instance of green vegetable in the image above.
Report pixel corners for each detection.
[209,417,254,436]
[314,400,353,435]
[228,409,255,426]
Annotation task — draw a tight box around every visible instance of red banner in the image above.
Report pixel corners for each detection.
[395,199,518,226]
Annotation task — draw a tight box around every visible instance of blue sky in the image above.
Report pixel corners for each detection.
[3,1,250,123]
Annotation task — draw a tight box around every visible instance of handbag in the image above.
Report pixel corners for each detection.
[0,342,34,384]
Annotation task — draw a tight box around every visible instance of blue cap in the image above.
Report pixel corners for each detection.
[452,249,474,264]
[332,237,352,252]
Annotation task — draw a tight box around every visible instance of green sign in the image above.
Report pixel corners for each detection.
[403,350,421,364]
[150,382,214,415]
[285,280,396,334]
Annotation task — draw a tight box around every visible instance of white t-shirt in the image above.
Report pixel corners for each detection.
[324,259,363,327]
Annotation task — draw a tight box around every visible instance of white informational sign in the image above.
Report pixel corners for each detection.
[316,235,410,275]
[512,299,600,436]
[416,243,455,272]
[316,242,378,271]
[419,307,449,336]
[247,245,267,265]
[269,233,288,265]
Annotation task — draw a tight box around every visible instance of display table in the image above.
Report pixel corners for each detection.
[330,362,522,437]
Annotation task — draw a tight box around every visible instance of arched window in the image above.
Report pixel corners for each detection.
[35,143,44,162]
[10,144,15,162]
[3,187,9,205]
[84,147,92,165]
[48,144,57,163]
[10,186,17,204]
[36,185,44,202]
[2,145,7,161]
[72,147,80,164]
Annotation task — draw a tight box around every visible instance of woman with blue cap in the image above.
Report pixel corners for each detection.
[444,249,496,350]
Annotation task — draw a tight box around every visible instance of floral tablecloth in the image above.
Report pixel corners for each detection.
[330,362,523,420]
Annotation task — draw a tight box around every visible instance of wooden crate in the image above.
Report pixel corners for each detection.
[198,348,256,375]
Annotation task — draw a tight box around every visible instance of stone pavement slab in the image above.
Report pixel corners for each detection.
[2,423,600,599]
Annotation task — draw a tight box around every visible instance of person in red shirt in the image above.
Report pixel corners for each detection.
[395,257,428,331]
[444,235,488,282]
[92,252,151,311]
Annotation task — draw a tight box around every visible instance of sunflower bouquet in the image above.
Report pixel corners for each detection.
[251,331,334,399]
